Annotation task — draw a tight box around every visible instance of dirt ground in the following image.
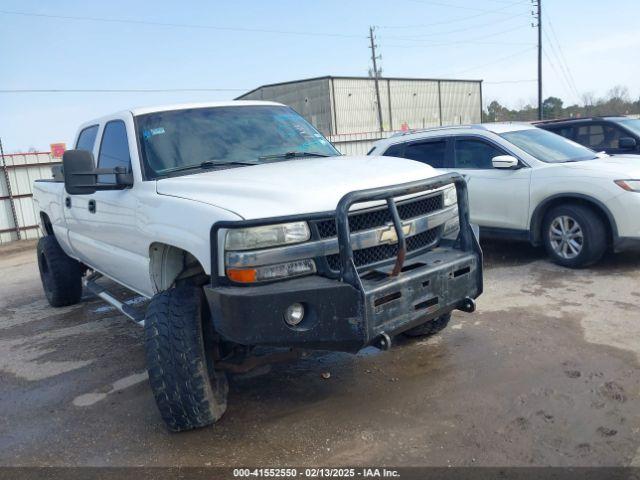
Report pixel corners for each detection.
[1,239,639,467]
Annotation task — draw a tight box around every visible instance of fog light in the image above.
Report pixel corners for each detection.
[284,303,305,326]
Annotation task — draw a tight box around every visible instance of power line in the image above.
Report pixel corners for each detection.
[439,46,536,76]
[546,14,580,99]
[543,31,579,101]
[379,0,529,29]
[0,9,365,39]
[0,88,248,93]
[382,25,532,46]
[378,11,526,36]
[542,46,579,103]
[405,0,528,13]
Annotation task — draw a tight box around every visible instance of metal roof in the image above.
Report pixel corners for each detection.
[236,75,483,100]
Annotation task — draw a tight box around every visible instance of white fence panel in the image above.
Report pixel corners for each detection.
[0,152,59,245]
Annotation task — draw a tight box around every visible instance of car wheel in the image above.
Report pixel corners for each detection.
[403,313,451,338]
[144,286,228,432]
[542,204,607,268]
[37,235,83,307]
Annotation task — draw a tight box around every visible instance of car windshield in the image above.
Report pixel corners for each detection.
[136,105,340,178]
[500,128,598,163]
[615,118,640,137]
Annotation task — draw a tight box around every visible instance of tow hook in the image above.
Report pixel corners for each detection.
[457,297,476,313]
[375,332,392,351]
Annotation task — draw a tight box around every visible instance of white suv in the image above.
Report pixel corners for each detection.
[370,123,640,267]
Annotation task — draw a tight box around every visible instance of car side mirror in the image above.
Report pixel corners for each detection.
[63,149,133,195]
[619,137,637,150]
[492,155,520,169]
[63,150,97,195]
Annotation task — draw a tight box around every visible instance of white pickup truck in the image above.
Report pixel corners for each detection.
[33,101,482,432]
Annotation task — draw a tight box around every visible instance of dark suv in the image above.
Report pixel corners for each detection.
[536,116,640,155]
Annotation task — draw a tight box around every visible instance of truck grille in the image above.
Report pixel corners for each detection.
[314,194,443,238]
[325,227,441,271]
[311,192,444,272]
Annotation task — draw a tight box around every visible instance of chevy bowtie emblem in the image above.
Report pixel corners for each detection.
[379,223,412,244]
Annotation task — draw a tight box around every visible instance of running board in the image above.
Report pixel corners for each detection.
[83,273,145,326]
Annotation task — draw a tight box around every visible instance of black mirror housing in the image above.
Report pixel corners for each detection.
[63,150,97,195]
[63,149,133,195]
[619,137,637,150]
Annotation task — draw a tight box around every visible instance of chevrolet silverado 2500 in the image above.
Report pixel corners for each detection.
[33,101,482,431]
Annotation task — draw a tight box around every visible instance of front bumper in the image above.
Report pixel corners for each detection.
[206,173,483,352]
[205,247,480,352]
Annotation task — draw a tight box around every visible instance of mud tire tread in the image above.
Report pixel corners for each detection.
[144,286,228,432]
[37,235,83,307]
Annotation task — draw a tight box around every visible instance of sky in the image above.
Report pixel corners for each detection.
[1,0,639,152]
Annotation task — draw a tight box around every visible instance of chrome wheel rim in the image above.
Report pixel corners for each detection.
[549,215,584,259]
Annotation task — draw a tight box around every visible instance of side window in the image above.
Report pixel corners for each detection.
[555,126,575,139]
[75,125,99,153]
[575,124,608,150]
[403,140,447,168]
[454,138,506,169]
[382,143,405,158]
[97,120,131,184]
[601,124,625,149]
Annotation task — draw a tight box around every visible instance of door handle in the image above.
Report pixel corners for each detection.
[65,197,71,208]
[88,199,96,214]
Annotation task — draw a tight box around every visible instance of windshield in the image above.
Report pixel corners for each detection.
[136,105,340,178]
[615,118,640,137]
[500,128,598,163]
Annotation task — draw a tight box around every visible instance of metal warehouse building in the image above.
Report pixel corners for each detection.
[237,76,483,154]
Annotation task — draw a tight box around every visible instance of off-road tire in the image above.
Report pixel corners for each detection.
[542,204,607,268]
[37,235,83,307]
[144,286,228,432]
[403,313,451,338]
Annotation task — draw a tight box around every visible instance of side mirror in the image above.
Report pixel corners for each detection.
[619,137,637,150]
[63,150,97,195]
[492,155,520,169]
[63,149,133,195]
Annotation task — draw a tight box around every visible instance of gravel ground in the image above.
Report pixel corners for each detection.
[0,239,639,467]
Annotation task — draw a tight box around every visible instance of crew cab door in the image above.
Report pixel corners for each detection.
[65,118,149,293]
[450,137,532,230]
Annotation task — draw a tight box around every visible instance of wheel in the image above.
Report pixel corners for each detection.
[403,313,451,338]
[144,286,228,432]
[37,235,83,307]
[542,204,607,268]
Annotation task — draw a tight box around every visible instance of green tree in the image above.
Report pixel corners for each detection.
[542,96,564,119]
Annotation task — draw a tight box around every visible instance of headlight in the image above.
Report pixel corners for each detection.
[225,221,310,250]
[443,185,457,206]
[615,180,640,192]
[227,259,316,283]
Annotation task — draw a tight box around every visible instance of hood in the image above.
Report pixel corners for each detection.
[156,155,441,219]
[561,155,640,178]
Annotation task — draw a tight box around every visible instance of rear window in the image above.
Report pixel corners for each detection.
[403,141,447,168]
[75,125,99,153]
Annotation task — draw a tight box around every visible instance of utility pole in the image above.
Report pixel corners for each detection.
[368,26,384,132]
[532,0,542,120]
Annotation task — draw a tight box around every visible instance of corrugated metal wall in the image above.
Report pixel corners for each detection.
[240,77,482,137]
[329,131,394,156]
[332,78,481,133]
[0,152,58,245]
[388,79,441,131]
[332,78,392,134]
[440,81,482,125]
[240,77,333,135]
